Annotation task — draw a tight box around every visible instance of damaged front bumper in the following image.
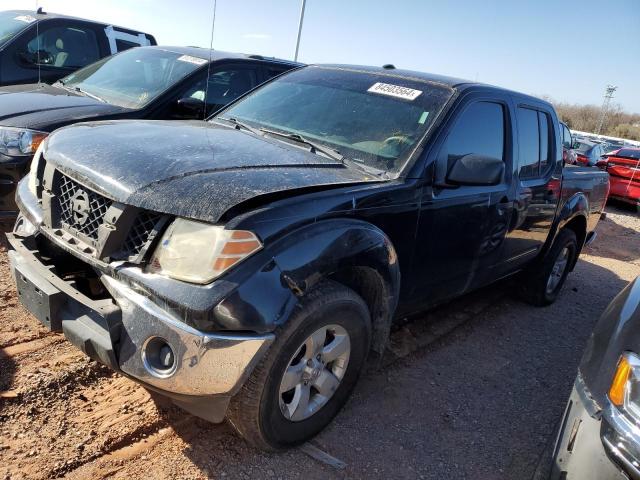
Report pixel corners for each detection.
[7,232,274,422]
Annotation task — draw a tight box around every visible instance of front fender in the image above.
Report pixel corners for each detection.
[272,219,400,299]
[213,218,401,336]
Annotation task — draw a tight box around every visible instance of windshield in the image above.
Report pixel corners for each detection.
[59,47,207,109]
[217,66,454,174]
[0,11,34,47]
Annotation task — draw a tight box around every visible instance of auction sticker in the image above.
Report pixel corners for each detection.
[177,55,208,66]
[14,15,36,23]
[368,82,422,100]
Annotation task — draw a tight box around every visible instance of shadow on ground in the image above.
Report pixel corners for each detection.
[161,252,631,479]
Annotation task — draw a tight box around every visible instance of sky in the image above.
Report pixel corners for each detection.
[4,0,640,112]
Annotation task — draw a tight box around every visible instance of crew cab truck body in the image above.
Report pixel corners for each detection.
[0,9,156,86]
[8,65,609,450]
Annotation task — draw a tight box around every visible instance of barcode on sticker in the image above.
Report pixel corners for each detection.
[368,83,422,100]
[177,55,208,66]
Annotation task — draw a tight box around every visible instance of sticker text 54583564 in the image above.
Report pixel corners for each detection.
[367,82,422,101]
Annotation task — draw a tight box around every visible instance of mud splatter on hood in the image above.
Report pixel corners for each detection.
[43,120,377,223]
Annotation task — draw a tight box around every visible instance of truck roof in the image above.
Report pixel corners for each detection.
[317,64,550,107]
[157,45,302,67]
[6,9,153,36]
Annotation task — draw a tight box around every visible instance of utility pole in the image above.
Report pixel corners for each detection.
[294,0,307,62]
[596,85,617,135]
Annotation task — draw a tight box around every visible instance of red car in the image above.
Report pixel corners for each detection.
[598,148,640,207]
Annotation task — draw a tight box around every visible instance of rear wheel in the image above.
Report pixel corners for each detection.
[518,229,578,306]
[227,281,371,450]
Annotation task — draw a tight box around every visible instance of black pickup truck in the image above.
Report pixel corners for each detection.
[8,65,609,450]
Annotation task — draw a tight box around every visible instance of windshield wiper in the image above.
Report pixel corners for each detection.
[218,117,263,136]
[260,128,344,163]
[341,157,390,179]
[73,86,106,103]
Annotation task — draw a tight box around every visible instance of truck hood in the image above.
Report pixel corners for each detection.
[0,83,129,130]
[43,120,378,223]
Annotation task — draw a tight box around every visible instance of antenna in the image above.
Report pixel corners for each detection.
[36,0,41,84]
[596,85,617,135]
[294,0,306,61]
[203,0,217,120]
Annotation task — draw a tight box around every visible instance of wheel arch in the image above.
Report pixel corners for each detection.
[549,192,589,269]
[272,218,401,356]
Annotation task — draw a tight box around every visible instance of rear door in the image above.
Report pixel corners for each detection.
[496,102,563,274]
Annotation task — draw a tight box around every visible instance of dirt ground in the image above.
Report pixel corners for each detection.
[1,203,639,480]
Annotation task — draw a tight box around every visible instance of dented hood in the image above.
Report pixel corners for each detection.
[43,120,375,223]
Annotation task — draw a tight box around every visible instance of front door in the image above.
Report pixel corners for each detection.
[411,97,513,308]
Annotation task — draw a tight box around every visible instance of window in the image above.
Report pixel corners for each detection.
[265,66,290,79]
[60,48,206,109]
[115,39,140,52]
[617,149,640,160]
[561,124,572,149]
[0,11,33,48]
[25,25,100,69]
[443,101,505,173]
[517,107,552,178]
[184,67,258,112]
[219,67,454,174]
[539,112,550,171]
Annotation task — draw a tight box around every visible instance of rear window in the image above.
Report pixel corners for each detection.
[617,149,640,160]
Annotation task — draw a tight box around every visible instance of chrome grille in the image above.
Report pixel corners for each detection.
[50,171,166,261]
[55,173,112,240]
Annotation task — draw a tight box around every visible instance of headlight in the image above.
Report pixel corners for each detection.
[148,218,262,284]
[27,142,45,196]
[0,127,48,156]
[609,352,640,420]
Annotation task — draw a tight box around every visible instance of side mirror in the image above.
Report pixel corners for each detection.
[174,97,205,119]
[447,154,504,186]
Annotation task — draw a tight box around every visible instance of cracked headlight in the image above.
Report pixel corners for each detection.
[148,218,262,284]
[0,127,48,156]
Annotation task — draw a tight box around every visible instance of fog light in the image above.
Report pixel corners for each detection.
[142,337,177,378]
[13,214,37,236]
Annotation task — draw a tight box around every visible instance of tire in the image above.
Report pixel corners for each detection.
[518,229,578,307]
[227,280,372,450]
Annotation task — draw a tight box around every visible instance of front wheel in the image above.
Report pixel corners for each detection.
[227,281,371,450]
[518,229,578,306]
